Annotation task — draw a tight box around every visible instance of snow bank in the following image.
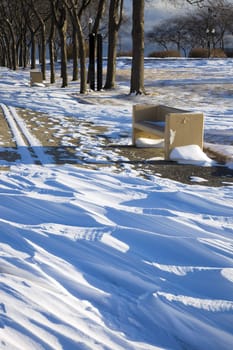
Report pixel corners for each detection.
[0,58,233,350]
[170,144,215,166]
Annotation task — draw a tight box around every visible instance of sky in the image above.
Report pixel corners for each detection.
[126,0,233,29]
[120,0,233,54]
[120,0,193,54]
[0,58,233,349]
[125,0,192,26]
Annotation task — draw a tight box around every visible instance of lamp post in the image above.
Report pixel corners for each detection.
[211,28,216,54]
[206,7,216,58]
[88,17,103,91]
[88,18,93,34]
[89,18,95,90]
[206,27,215,58]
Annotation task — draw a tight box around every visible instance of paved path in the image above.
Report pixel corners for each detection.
[0,104,232,187]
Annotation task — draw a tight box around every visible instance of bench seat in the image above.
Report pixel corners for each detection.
[134,121,165,137]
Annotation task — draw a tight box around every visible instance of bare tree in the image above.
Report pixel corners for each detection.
[104,0,124,89]
[92,0,106,35]
[0,1,19,70]
[147,25,172,51]
[63,0,107,92]
[63,0,91,93]
[130,0,145,94]
[130,0,224,94]
[17,12,28,69]
[168,0,205,5]
[147,15,198,55]
[22,0,49,79]
[28,1,49,80]
[147,0,233,56]
[50,0,68,87]
[48,17,56,83]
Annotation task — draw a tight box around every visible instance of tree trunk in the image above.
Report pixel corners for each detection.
[38,22,46,80]
[130,0,145,94]
[30,31,36,69]
[59,26,68,88]
[50,1,68,88]
[5,19,17,70]
[72,24,79,81]
[92,0,106,34]
[30,0,47,80]
[104,0,124,90]
[48,19,55,84]
[40,26,46,80]
[23,29,28,68]
[104,0,117,89]
[64,0,87,93]
[75,16,87,93]
[0,35,8,66]
[18,34,23,67]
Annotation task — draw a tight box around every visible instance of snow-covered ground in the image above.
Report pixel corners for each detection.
[0,58,233,350]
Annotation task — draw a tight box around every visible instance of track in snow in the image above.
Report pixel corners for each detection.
[1,104,50,165]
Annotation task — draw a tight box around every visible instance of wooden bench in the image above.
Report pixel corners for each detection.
[132,104,204,160]
[30,70,43,86]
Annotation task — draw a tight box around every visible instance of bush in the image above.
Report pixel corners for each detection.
[189,48,227,58]
[188,48,208,58]
[148,50,181,58]
[117,51,132,57]
[223,48,233,57]
[212,48,227,58]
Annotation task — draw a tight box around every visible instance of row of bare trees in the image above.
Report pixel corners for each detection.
[0,0,146,93]
[0,0,206,94]
[147,0,233,56]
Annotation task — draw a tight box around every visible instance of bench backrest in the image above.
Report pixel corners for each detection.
[133,104,189,123]
[30,71,43,85]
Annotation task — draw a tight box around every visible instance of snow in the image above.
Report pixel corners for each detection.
[169,144,214,166]
[0,58,233,350]
[136,137,164,148]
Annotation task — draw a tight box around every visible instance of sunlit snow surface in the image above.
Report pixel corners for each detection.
[0,59,233,350]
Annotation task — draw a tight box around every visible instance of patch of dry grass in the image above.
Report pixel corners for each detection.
[0,108,16,147]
